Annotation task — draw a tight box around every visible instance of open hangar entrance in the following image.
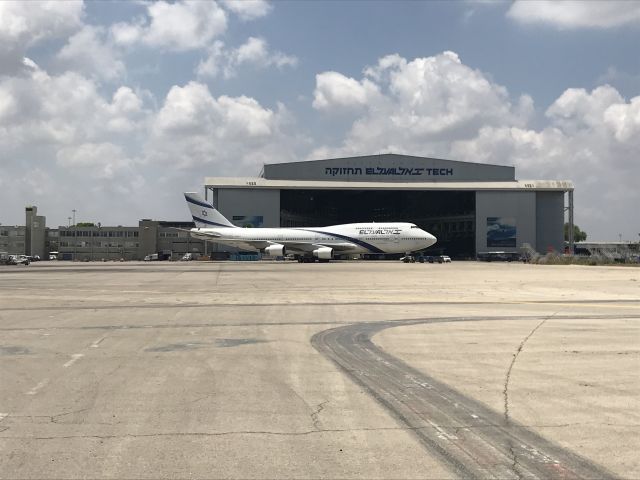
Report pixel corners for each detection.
[280,189,476,258]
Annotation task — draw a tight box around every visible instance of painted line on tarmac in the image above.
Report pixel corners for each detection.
[90,336,106,348]
[0,413,8,422]
[63,353,84,368]
[25,379,49,395]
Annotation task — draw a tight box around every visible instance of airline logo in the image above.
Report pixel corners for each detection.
[358,227,401,235]
[325,166,454,177]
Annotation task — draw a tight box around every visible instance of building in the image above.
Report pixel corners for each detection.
[204,154,574,257]
[25,206,46,259]
[0,225,26,255]
[56,220,206,261]
[1,207,49,258]
[2,206,207,261]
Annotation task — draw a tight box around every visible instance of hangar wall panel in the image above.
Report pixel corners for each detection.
[536,192,564,253]
[217,188,281,228]
[475,191,536,253]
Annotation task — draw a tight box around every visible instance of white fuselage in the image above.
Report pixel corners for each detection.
[190,222,436,255]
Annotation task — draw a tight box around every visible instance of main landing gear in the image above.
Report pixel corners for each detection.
[296,256,330,263]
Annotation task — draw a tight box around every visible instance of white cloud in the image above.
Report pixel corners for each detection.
[604,96,640,143]
[56,25,125,82]
[148,81,298,172]
[110,0,227,51]
[235,37,296,68]
[109,19,144,47]
[312,51,531,156]
[507,0,640,29]
[56,142,136,179]
[313,72,380,111]
[221,0,272,20]
[195,41,226,78]
[0,0,84,75]
[196,37,297,79]
[0,61,149,148]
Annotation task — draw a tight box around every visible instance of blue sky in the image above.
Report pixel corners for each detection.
[1,0,639,240]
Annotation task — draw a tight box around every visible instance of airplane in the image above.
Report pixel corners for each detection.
[183,192,437,262]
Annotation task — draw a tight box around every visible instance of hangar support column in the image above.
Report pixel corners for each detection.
[568,189,574,254]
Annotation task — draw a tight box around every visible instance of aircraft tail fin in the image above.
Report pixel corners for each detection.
[184,192,236,228]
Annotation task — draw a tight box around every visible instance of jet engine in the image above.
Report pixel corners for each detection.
[312,247,333,260]
[264,244,286,256]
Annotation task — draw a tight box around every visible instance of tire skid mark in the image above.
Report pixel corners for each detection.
[311,317,617,479]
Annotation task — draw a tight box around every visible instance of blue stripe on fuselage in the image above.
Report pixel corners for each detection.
[296,228,385,254]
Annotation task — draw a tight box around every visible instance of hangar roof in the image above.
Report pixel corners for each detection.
[260,153,515,183]
[205,177,573,192]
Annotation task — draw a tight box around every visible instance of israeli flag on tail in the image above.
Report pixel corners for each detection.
[184,192,237,228]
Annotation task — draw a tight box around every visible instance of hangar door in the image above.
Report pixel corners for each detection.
[280,190,475,258]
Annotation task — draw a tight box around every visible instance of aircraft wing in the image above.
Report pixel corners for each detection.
[173,227,223,238]
[208,240,359,253]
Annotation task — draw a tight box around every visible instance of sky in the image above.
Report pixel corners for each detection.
[0,0,639,241]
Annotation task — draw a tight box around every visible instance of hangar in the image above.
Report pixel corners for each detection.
[204,154,574,258]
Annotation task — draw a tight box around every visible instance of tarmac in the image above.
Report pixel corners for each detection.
[0,261,638,479]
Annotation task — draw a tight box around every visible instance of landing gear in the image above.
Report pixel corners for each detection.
[295,255,330,263]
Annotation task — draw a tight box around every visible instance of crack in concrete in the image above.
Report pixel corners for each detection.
[0,425,447,440]
[310,400,329,430]
[509,444,524,480]
[502,314,554,480]
[503,316,553,424]
[8,420,634,442]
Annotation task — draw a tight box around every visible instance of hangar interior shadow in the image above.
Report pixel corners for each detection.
[280,190,475,258]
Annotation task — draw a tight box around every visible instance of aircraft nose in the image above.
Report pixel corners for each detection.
[425,232,437,246]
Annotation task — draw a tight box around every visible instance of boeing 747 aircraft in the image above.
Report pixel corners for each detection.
[184,192,437,262]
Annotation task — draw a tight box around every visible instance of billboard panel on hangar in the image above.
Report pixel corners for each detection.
[262,153,515,183]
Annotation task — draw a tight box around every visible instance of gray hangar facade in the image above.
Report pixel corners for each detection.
[204,154,574,258]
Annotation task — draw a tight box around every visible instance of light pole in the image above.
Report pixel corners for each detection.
[67,217,71,227]
[72,209,76,227]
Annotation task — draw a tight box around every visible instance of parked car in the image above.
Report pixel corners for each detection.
[181,253,194,261]
[9,255,30,265]
[439,255,452,263]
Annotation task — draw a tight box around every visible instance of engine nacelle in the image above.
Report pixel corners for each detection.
[264,244,286,257]
[312,247,333,260]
